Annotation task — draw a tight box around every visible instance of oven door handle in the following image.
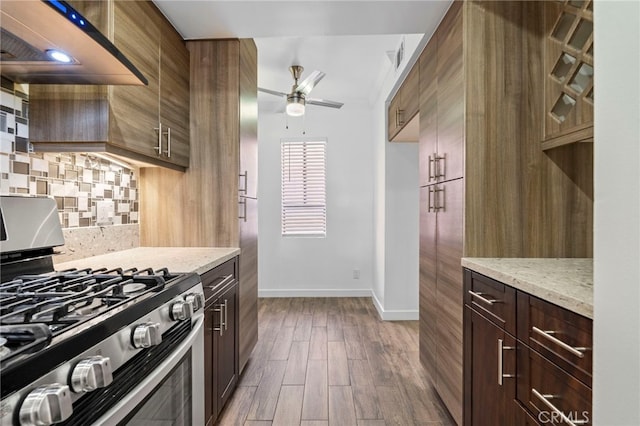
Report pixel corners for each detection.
[92,314,205,426]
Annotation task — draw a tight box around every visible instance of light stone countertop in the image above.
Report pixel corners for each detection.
[54,247,240,276]
[461,258,593,319]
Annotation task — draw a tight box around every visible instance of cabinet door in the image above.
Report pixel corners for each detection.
[238,39,259,372]
[111,1,161,158]
[465,308,517,426]
[204,300,216,425]
[436,1,464,181]
[401,64,420,123]
[435,178,464,425]
[388,94,402,140]
[215,283,239,415]
[419,38,438,187]
[419,185,437,377]
[160,28,190,168]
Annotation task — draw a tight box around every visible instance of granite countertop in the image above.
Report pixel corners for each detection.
[461,258,593,319]
[54,247,240,276]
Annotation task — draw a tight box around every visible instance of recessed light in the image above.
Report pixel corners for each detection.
[46,49,73,63]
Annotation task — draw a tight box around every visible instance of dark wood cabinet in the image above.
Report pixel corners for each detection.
[29,0,190,170]
[202,257,239,426]
[463,269,593,426]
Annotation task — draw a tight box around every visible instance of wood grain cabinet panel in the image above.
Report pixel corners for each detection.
[418,37,438,187]
[419,186,437,375]
[388,59,420,142]
[29,0,189,170]
[140,39,258,374]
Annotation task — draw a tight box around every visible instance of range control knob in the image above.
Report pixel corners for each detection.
[170,300,193,321]
[132,323,162,348]
[70,356,113,393]
[19,384,73,426]
[185,293,205,312]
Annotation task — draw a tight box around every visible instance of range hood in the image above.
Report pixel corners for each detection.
[0,0,147,85]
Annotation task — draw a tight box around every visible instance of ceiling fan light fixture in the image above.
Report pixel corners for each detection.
[286,93,306,117]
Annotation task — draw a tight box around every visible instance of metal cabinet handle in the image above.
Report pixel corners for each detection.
[497,338,515,385]
[239,171,248,194]
[238,197,247,222]
[154,122,162,156]
[531,388,588,426]
[532,326,587,358]
[434,154,446,179]
[433,186,445,212]
[428,155,435,181]
[213,304,224,336]
[223,299,228,331]
[468,290,499,306]
[164,127,171,157]
[395,108,405,127]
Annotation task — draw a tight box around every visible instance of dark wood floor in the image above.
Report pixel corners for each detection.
[217,297,454,425]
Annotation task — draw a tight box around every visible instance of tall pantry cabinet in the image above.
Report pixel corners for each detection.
[418,2,593,424]
[140,39,258,372]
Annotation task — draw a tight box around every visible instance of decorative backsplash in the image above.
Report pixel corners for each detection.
[0,79,140,229]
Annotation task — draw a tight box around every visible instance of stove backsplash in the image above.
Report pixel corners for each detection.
[1,81,140,261]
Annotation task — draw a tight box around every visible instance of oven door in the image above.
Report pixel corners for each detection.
[63,314,204,426]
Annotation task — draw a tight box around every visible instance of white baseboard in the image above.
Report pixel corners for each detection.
[258,288,372,298]
[371,291,419,321]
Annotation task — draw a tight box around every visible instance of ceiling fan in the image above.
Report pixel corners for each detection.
[258,65,344,116]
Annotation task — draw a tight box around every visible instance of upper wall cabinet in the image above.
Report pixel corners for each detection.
[29,0,190,171]
[388,63,420,142]
[542,0,594,150]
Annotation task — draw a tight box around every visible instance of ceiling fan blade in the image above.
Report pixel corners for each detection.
[295,70,325,95]
[306,98,344,109]
[258,87,288,97]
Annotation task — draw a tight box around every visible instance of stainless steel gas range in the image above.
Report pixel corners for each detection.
[0,196,205,425]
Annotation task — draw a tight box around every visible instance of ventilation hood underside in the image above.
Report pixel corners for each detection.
[0,0,147,85]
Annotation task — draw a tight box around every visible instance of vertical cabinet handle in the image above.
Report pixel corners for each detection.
[154,122,162,156]
[434,186,445,212]
[396,109,405,127]
[427,187,434,213]
[239,171,248,194]
[223,299,228,331]
[428,155,435,182]
[164,127,171,158]
[434,153,446,180]
[213,304,224,336]
[497,338,515,385]
[238,197,247,222]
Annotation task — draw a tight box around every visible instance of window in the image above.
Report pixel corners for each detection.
[281,140,326,236]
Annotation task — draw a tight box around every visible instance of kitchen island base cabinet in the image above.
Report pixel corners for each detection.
[202,258,239,426]
[463,268,593,426]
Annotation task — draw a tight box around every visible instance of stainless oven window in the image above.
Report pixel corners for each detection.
[122,351,192,426]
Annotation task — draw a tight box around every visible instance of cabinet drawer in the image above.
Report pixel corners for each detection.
[517,292,592,387]
[517,346,591,426]
[201,258,237,301]
[463,270,516,335]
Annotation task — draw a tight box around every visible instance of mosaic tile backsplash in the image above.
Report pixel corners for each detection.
[0,80,140,229]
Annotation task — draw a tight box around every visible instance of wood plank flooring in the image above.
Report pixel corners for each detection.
[218,297,454,425]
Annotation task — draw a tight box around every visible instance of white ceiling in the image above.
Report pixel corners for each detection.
[153,1,452,110]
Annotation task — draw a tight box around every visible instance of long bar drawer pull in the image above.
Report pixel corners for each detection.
[497,339,515,386]
[531,388,588,426]
[468,290,499,306]
[532,326,587,358]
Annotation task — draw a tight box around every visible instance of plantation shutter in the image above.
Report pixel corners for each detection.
[281,140,327,236]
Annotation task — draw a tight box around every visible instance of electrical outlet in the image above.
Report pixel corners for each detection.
[353,269,360,279]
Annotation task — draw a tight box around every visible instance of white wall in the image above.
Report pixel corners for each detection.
[593,1,640,424]
[371,33,427,319]
[257,104,375,297]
